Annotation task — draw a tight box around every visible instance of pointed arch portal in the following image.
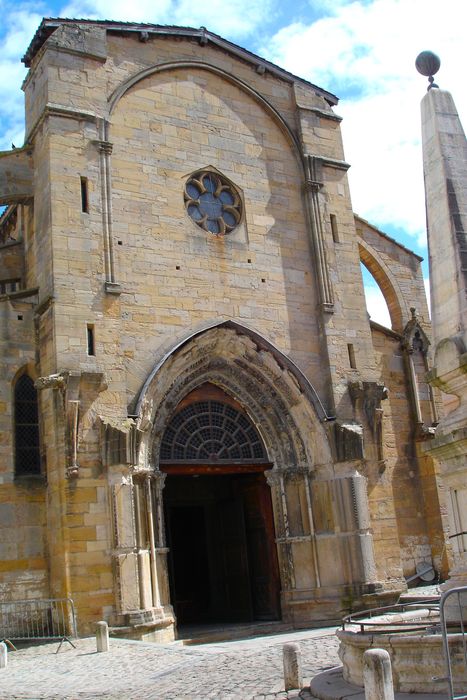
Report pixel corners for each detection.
[131,321,338,629]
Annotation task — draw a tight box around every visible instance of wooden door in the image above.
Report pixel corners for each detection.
[239,475,281,620]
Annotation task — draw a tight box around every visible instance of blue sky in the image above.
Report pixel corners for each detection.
[0,0,465,325]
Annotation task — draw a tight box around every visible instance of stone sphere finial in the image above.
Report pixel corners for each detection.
[415,51,440,90]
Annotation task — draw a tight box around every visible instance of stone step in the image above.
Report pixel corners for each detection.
[176,619,296,645]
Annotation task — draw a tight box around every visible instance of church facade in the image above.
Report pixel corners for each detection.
[0,19,450,640]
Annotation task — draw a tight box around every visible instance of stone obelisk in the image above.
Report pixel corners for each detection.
[418,51,467,586]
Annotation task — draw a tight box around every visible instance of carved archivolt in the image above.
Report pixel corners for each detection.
[133,326,333,471]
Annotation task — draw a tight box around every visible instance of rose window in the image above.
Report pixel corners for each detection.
[184,171,242,235]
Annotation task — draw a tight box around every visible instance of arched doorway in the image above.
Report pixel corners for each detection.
[160,383,281,625]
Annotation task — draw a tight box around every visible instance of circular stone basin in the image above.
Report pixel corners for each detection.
[337,612,467,694]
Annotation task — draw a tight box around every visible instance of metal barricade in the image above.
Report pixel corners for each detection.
[0,598,77,653]
[439,586,467,700]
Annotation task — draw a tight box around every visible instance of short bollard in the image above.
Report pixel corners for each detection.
[363,648,395,700]
[283,642,302,691]
[0,642,7,669]
[96,621,109,653]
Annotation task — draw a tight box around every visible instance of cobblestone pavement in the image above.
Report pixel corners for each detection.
[0,627,340,700]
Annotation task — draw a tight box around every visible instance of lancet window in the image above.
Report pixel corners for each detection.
[14,373,41,476]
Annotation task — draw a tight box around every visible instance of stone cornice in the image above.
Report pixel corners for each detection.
[26,104,100,144]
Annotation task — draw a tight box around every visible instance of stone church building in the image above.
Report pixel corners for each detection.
[0,19,450,640]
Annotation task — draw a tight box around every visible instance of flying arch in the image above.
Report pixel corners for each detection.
[359,239,408,332]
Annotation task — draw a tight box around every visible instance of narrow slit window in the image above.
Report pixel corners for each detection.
[348,343,356,369]
[330,214,339,243]
[80,177,89,213]
[87,324,95,356]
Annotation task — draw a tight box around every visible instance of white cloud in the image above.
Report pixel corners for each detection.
[0,6,43,150]
[262,0,467,248]
[172,0,275,39]
[59,0,274,39]
[59,0,174,23]
[0,0,274,150]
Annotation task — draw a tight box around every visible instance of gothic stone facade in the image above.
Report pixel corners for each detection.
[0,19,450,639]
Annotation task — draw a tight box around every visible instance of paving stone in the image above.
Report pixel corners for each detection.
[0,627,340,700]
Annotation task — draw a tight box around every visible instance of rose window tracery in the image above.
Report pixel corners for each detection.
[184,171,242,235]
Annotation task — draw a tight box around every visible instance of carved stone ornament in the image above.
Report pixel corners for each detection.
[34,373,66,390]
[133,326,334,472]
[331,420,364,462]
[348,381,388,462]
[37,370,107,479]
[401,307,431,354]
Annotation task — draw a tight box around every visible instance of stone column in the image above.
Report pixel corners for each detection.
[145,474,161,608]
[97,122,121,294]
[111,479,140,613]
[304,472,321,587]
[332,474,378,586]
[303,155,334,312]
[266,469,295,590]
[152,471,170,606]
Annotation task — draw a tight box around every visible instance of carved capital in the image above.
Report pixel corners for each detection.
[304,179,323,192]
[303,154,324,188]
[97,140,113,155]
[152,470,167,492]
[283,466,310,482]
[265,469,281,487]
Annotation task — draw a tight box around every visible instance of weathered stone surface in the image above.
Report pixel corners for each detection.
[363,649,394,700]
[283,643,303,691]
[0,19,449,639]
[0,149,33,205]
[421,86,467,586]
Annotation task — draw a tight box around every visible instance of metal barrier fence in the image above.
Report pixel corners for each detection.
[0,598,77,653]
[439,586,467,700]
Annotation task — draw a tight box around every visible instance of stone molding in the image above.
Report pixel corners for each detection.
[133,327,333,471]
[108,60,302,157]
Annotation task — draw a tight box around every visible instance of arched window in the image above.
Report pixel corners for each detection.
[160,400,266,463]
[14,374,41,476]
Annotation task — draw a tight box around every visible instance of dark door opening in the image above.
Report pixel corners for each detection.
[164,472,280,625]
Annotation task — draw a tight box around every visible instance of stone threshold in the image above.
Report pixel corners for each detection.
[176,619,296,645]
